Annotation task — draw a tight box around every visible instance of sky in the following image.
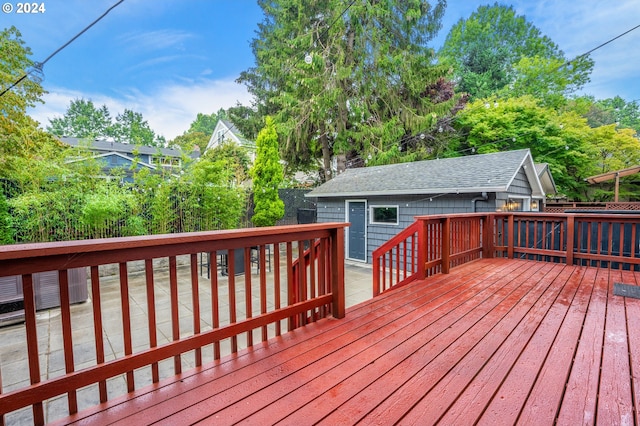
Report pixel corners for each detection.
[3,0,639,140]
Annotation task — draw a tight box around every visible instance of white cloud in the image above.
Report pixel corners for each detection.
[29,78,254,140]
[117,29,195,52]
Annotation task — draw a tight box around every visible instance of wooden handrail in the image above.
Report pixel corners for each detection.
[374,212,640,297]
[0,223,347,425]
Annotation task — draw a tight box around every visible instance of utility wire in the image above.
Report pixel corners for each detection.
[0,0,126,98]
[565,23,640,67]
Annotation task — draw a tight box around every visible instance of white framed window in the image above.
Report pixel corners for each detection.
[370,205,399,225]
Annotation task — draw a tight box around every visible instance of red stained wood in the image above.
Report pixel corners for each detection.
[0,223,348,423]
[169,256,181,374]
[58,269,78,414]
[7,216,640,425]
[597,269,634,425]
[474,264,584,425]
[517,267,594,424]
[40,259,640,426]
[22,273,44,425]
[90,265,107,403]
[556,267,609,424]
[190,254,202,367]
[621,270,640,425]
[144,259,160,382]
[119,262,135,392]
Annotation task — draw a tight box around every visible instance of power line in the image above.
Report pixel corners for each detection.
[0,0,126,98]
[564,23,640,67]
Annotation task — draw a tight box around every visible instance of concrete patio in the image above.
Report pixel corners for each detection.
[0,257,372,425]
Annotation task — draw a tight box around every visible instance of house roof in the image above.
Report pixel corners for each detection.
[206,120,255,152]
[306,149,546,198]
[60,137,189,158]
[535,163,558,195]
[65,152,157,170]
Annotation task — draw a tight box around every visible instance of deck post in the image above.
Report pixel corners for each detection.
[442,217,451,274]
[331,226,345,319]
[417,218,427,280]
[566,214,575,265]
[372,255,380,297]
[507,214,515,259]
[482,214,494,259]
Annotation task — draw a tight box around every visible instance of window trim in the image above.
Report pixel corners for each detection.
[369,205,399,226]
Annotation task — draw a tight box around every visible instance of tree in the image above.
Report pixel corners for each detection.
[109,109,164,146]
[206,141,251,184]
[239,0,459,180]
[227,103,262,140]
[0,26,61,179]
[170,131,209,153]
[452,96,598,200]
[47,99,112,138]
[251,117,284,227]
[591,96,640,135]
[188,110,226,135]
[439,3,593,103]
[47,100,164,146]
[170,109,231,153]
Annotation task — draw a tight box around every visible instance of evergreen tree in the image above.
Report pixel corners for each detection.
[239,0,458,179]
[251,117,284,227]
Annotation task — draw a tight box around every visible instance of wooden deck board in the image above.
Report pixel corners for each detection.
[353,261,545,425]
[433,263,570,425]
[282,260,530,425]
[59,258,640,426]
[598,269,635,425]
[556,267,609,425]
[516,266,592,425]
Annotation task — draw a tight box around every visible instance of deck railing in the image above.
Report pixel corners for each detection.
[0,223,346,425]
[373,212,640,295]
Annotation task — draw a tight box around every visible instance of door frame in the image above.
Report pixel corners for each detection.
[345,199,367,262]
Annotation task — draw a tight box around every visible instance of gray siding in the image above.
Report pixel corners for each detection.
[316,199,345,223]
[314,192,501,263]
[508,169,532,195]
[310,163,539,264]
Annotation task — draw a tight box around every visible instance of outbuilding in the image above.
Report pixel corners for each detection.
[306,149,556,263]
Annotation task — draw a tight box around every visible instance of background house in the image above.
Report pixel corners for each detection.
[205,120,256,162]
[306,149,556,263]
[60,137,199,181]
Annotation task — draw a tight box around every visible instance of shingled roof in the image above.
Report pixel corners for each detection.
[307,149,545,198]
[60,137,190,158]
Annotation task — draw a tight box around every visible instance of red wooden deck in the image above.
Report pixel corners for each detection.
[53,257,640,425]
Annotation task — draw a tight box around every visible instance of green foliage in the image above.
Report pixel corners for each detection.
[47,100,164,146]
[439,3,593,103]
[584,96,640,135]
[240,0,460,179]
[47,99,112,138]
[0,192,14,244]
[227,103,263,140]
[367,145,417,166]
[188,110,226,135]
[109,108,163,146]
[0,26,61,177]
[80,185,130,238]
[205,142,251,184]
[452,96,640,201]
[170,131,209,154]
[251,117,284,227]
